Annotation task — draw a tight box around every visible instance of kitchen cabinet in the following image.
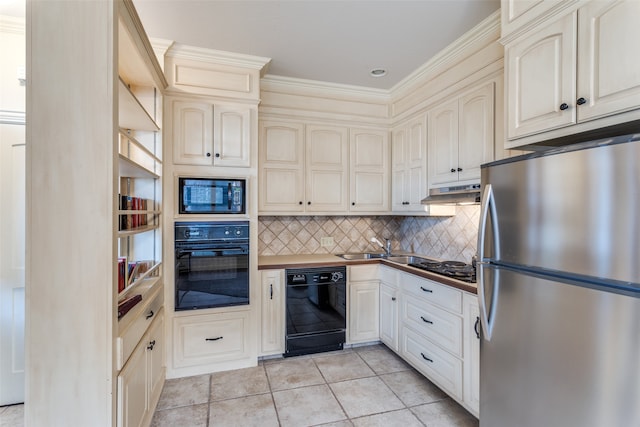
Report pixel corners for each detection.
[173,311,252,373]
[117,309,164,427]
[391,116,427,212]
[462,292,480,417]
[171,98,251,167]
[260,270,285,356]
[349,128,390,212]
[378,266,399,352]
[259,120,389,214]
[501,0,567,38]
[505,0,640,146]
[428,82,495,187]
[347,265,380,344]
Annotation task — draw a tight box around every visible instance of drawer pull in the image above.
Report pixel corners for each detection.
[146,310,154,319]
[420,316,433,325]
[420,352,433,363]
[147,340,156,350]
[474,316,480,339]
[270,284,273,300]
[205,336,224,342]
[391,297,396,301]
[420,286,433,293]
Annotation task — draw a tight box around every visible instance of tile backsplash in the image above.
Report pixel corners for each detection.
[258,206,480,263]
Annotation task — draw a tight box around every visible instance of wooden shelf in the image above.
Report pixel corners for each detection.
[119,154,159,179]
[118,223,160,237]
[118,78,160,131]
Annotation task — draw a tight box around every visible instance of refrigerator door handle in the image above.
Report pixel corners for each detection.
[478,184,499,341]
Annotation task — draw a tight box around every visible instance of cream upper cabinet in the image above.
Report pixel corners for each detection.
[429,82,495,187]
[172,98,251,167]
[259,120,305,212]
[391,116,427,212]
[505,0,640,146]
[172,99,214,166]
[505,12,577,140]
[349,128,390,212]
[501,0,567,38]
[306,125,349,212]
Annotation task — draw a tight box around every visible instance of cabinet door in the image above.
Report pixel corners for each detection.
[391,127,409,211]
[506,12,577,139]
[213,105,251,167]
[428,99,459,187]
[458,82,495,183]
[348,281,380,343]
[146,312,164,416]
[501,0,565,37]
[379,282,398,351]
[258,121,305,212]
[577,0,640,122]
[117,341,148,427]
[462,293,480,417]
[349,129,389,212]
[260,270,284,356]
[406,118,427,209]
[305,125,349,212]
[172,100,214,166]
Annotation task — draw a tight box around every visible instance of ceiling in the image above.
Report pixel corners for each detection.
[132,0,500,90]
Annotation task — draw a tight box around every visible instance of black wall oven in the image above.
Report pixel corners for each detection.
[174,221,249,311]
[285,267,346,357]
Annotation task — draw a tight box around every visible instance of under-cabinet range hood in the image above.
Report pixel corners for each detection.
[421,183,481,205]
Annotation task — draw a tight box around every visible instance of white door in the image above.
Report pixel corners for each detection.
[0,123,26,405]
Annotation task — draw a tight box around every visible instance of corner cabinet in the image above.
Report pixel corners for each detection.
[170,97,252,167]
[504,0,640,147]
[428,82,495,187]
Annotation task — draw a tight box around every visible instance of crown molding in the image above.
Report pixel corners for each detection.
[0,15,25,34]
[261,74,391,102]
[166,43,272,75]
[390,9,501,97]
[0,110,26,125]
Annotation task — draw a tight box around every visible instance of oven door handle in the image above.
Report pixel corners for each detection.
[176,247,247,257]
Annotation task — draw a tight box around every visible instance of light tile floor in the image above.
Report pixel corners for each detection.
[152,344,479,427]
[0,345,478,427]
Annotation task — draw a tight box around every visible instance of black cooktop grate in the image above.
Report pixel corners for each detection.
[408,260,476,283]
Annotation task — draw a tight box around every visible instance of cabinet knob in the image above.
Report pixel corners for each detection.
[457,167,462,172]
[215,153,220,158]
[391,297,396,301]
[577,97,587,106]
[299,201,303,205]
[559,103,569,111]
[206,152,211,157]
[351,202,355,206]
[146,340,156,350]
[450,168,456,173]
[307,201,311,205]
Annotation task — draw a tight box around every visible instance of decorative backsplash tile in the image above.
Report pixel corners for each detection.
[258,206,480,263]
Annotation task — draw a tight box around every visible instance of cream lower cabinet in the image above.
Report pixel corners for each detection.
[347,265,380,344]
[505,0,640,146]
[378,266,399,352]
[260,270,285,356]
[462,292,480,417]
[172,310,252,375]
[117,309,165,427]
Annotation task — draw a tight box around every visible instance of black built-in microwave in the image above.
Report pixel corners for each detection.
[178,177,246,214]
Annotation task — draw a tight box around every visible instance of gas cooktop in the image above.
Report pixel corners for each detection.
[408,260,476,283]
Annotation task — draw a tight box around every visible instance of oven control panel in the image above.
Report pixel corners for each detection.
[175,221,249,242]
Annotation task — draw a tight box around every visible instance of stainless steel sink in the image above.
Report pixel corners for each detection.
[336,253,387,260]
[385,255,432,265]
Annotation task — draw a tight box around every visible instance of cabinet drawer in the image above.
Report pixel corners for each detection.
[401,327,463,400]
[400,272,462,313]
[117,288,164,370]
[402,298,462,357]
[173,311,250,368]
[349,264,379,281]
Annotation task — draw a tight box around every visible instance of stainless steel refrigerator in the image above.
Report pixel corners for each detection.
[477,133,640,427]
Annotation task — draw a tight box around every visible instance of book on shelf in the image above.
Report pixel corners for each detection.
[118,193,150,231]
[117,293,142,319]
[117,257,127,293]
[127,259,154,286]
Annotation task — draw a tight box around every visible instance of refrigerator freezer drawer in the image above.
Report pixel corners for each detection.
[402,298,463,357]
[400,271,463,313]
[401,326,463,400]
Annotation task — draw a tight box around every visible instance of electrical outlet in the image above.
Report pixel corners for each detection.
[320,236,334,247]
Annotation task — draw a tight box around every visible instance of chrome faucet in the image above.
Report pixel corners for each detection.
[371,237,392,256]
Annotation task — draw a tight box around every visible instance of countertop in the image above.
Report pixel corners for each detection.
[258,254,478,295]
